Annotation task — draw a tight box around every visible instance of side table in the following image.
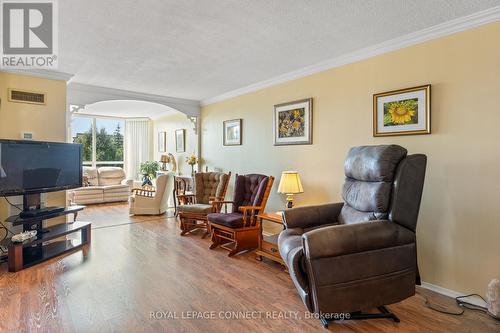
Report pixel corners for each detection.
[255,212,285,266]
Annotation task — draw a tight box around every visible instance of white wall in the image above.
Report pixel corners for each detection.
[153,112,199,176]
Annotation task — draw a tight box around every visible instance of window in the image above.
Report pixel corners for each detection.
[71,116,125,168]
[96,118,124,168]
[71,117,93,166]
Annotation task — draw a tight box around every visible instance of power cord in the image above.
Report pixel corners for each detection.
[0,220,15,238]
[2,195,23,212]
[417,290,499,320]
[0,221,14,264]
[0,196,20,264]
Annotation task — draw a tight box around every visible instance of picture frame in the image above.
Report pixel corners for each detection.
[273,98,313,146]
[175,129,185,152]
[373,84,431,137]
[223,119,242,146]
[158,132,167,152]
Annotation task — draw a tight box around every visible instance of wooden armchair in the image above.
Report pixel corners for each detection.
[173,177,193,216]
[207,174,274,257]
[131,185,156,197]
[178,172,231,238]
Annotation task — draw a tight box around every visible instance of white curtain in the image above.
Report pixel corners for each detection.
[125,119,151,180]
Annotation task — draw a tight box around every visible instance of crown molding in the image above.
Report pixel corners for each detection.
[0,68,74,81]
[201,6,500,106]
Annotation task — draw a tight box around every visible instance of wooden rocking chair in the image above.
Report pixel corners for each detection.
[207,174,274,257]
[177,172,231,238]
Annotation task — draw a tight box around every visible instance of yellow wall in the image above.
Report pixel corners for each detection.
[0,72,67,225]
[201,22,500,296]
[153,112,199,176]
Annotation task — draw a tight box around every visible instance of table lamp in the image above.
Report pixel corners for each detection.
[160,154,170,171]
[278,171,304,208]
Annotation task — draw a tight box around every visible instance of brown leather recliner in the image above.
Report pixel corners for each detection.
[278,145,426,328]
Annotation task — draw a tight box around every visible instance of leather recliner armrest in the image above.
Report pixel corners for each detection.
[302,220,415,260]
[282,202,343,229]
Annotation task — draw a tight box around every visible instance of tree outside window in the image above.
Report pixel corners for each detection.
[71,116,125,168]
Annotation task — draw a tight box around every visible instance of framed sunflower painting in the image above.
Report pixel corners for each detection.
[373,85,431,137]
[274,98,313,145]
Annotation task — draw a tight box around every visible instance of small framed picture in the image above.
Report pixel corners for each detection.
[274,98,313,146]
[175,129,185,152]
[223,119,242,146]
[373,85,431,137]
[158,132,166,152]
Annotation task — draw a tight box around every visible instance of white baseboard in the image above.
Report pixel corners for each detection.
[420,281,486,307]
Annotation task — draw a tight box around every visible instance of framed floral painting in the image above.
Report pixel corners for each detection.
[373,85,431,136]
[274,98,313,145]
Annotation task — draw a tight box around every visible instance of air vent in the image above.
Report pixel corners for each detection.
[8,89,46,105]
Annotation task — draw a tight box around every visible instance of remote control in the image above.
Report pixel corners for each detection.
[12,230,37,243]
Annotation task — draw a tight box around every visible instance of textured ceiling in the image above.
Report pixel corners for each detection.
[60,0,500,101]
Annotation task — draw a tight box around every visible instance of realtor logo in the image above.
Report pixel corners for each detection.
[1,0,58,68]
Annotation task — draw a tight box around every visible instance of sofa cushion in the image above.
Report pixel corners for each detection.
[83,167,99,186]
[72,186,104,195]
[207,212,244,228]
[102,184,130,194]
[98,167,126,186]
[178,204,213,214]
[70,186,104,205]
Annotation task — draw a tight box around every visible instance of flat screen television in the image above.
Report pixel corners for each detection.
[0,140,82,197]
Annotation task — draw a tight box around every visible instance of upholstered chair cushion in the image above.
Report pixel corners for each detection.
[194,172,229,204]
[98,167,126,186]
[339,145,407,224]
[344,145,408,182]
[207,212,244,228]
[178,203,213,214]
[232,174,269,212]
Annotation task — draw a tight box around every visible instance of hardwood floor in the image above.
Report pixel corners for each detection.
[1,204,498,332]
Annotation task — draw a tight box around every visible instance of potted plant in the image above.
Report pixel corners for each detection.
[186,153,198,177]
[139,161,160,187]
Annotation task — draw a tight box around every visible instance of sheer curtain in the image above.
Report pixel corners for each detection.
[124,119,151,180]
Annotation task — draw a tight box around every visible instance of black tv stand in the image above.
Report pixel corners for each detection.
[19,206,65,219]
[1,193,90,272]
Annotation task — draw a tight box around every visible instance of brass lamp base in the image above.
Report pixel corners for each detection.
[286,194,294,209]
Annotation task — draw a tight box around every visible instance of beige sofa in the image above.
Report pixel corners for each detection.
[68,167,133,205]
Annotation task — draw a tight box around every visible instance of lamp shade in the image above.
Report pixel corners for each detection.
[278,171,304,194]
[160,154,170,163]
